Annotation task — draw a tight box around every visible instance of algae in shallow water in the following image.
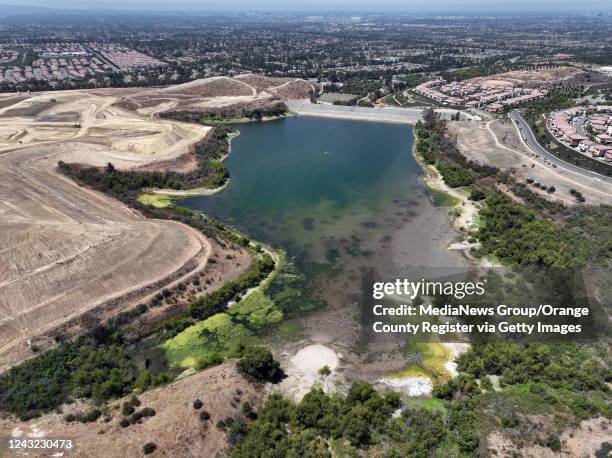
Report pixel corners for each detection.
[389,342,453,385]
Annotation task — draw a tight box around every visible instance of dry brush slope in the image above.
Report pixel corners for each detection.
[0,89,217,371]
[0,362,263,457]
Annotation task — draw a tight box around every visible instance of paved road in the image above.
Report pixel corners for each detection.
[508,110,612,184]
[287,100,478,124]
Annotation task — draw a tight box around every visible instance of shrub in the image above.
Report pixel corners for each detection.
[143,442,156,454]
[468,187,487,201]
[318,365,331,376]
[241,401,257,420]
[195,352,224,371]
[119,418,130,428]
[121,402,135,416]
[501,416,520,428]
[130,407,156,424]
[200,411,211,421]
[545,434,562,452]
[480,376,493,392]
[236,346,282,383]
[74,408,102,423]
[193,399,203,409]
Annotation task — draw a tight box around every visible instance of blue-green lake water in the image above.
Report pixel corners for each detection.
[182,116,424,262]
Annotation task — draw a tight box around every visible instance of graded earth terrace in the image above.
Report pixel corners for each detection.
[0,75,314,370]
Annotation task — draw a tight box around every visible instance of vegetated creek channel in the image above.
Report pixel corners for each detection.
[179,116,470,379]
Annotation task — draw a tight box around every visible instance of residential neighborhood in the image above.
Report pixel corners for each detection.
[548,105,612,161]
[414,78,548,111]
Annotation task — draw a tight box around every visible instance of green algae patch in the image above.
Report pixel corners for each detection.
[425,183,460,207]
[228,290,283,330]
[163,313,254,369]
[162,251,285,369]
[389,342,453,385]
[136,193,175,208]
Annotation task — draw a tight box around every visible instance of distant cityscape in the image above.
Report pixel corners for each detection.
[0,12,610,93]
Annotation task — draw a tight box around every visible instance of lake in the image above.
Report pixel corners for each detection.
[180,116,467,351]
[184,117,421,258]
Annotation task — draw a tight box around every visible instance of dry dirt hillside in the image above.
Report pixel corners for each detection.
[0,74,309,371]
[115,74,317,115]
[0,362,263,457]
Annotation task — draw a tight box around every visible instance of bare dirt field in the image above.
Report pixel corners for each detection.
[486,417,611,458]
[448,119,612,206]
[467,67,584,89]
[116,74,317,115]
[0,93,214,370]
[0,362,263,457]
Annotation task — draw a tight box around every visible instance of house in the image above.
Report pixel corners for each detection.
[566,133,589,146]
[578,140,595,151]
[595,134,612,145]
[589,144,612,157]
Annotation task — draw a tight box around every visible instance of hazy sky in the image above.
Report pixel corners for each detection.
[1,0,610,12]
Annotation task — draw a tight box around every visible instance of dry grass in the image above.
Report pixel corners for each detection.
[448,119,612,206]
[0,362,264,458]
[468,67,583,89]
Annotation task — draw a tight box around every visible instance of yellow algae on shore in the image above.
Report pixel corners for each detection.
[136,193,176,208]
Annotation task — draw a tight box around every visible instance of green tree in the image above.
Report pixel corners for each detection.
[236,346,282,382]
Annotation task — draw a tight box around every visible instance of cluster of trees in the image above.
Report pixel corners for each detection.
[231,383,399,456]
[474,192,586,268]
[57,125,231,196]
[189,253,275,319]
[414,110,497,188]
[456,342,609,393]
[0,327,137,420]
[231,381,480,457]
[236,346,282,383]
[425,339,612,454]
[228,341,608,456]
[435,340,612,433]
[415,110,607,270]
[162,102,288,124]
[325,77,383,97]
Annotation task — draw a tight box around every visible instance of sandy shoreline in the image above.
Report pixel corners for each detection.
[409,128,493,269]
